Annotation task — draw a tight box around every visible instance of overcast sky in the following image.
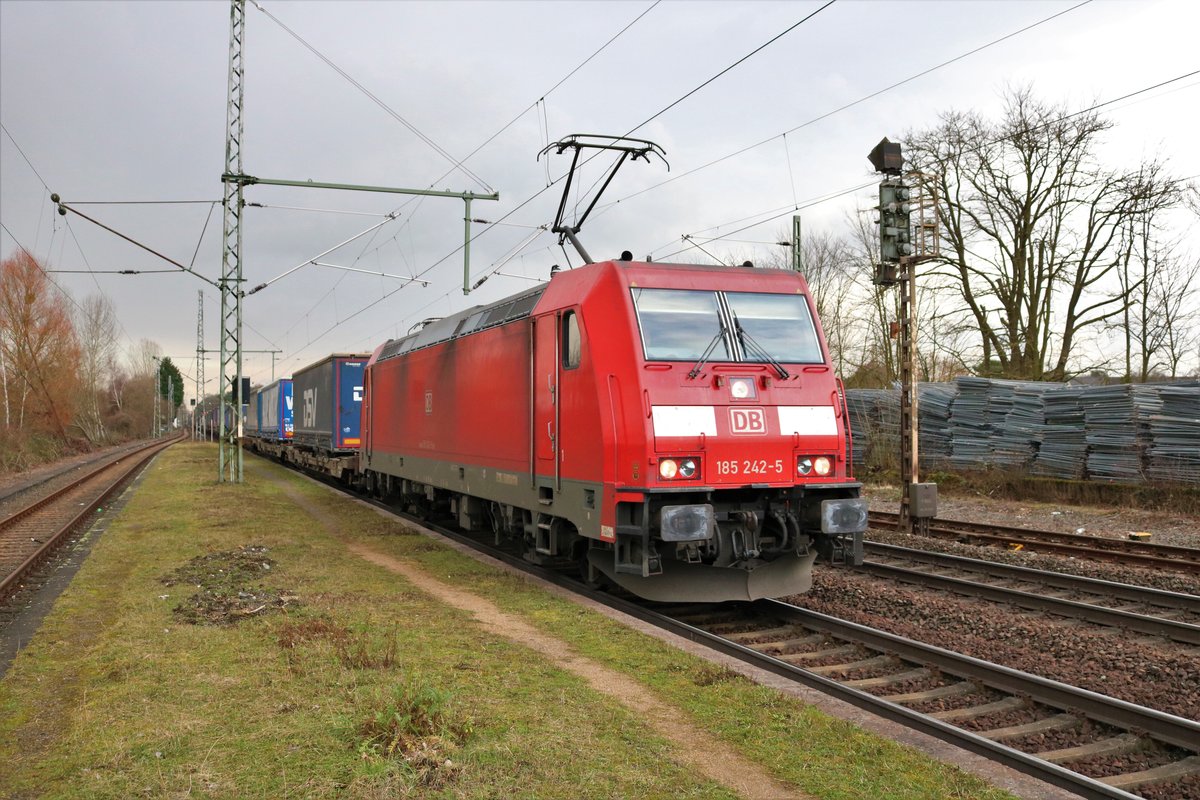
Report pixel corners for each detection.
[2,0,1197,393]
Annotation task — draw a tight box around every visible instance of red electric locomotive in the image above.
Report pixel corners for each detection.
[360,254,866,602]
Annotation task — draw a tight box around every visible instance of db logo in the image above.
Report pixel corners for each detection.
[729,407,767,435]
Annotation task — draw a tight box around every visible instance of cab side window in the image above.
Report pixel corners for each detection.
[562,311,581,370]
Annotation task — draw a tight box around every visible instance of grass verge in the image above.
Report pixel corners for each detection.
[1,443,1017,799]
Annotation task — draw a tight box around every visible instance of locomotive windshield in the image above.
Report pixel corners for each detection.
[631,288,730,361]
[632,287,822,364]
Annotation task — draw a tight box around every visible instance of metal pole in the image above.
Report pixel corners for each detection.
[897,257,920,534]
[152,357,161,438]
[196,290,204,441]
[463,197,472,294]
[792,215,802,273]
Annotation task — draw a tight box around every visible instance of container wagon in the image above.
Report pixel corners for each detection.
[288,353,370,478]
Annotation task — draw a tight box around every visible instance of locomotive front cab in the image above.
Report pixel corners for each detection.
[590,263,867,602]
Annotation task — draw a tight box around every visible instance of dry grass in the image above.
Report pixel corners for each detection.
[0,443,1020,800]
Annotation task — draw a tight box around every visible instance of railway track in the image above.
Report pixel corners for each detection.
[869,510,1200,575]
[286,459,1200,798]
[859,542,1200,645]
[650,600,1200,800]
[394,514,1200,797]
[0,436,180,600]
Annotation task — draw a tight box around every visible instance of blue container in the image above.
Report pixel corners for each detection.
[293,354,368,451]
[254,379,293,441]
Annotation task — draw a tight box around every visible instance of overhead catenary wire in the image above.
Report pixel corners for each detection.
[246,213,401,295]
[627,0,836,136]
[266,0,865,362]
[280,221,553,369]
[249,0,493,194]
[566,2,838,224]
[662,68,1200,258]
[188,201,218,269]
[1,221,88,317]
[253,1,1164,371]
[257,1,663,356]
[657,181,875,261]
[0,125,141,349]
[52,201,219,289]
[63,199,219,205]
[474,0,840,265]
[418,0,662,198]
[1,122,53,191]
[45,268,179,275]
[596,0,1097,214]
[309,261,430,286]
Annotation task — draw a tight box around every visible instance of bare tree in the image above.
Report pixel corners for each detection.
[843,209,899,385]
[759,228,864,376]
[75,293,120,442]
[906,87,1181,380]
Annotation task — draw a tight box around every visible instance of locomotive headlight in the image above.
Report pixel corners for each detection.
[729,376,757,400]
[659,457,699,480]
[797,457,813,475]
[814,456,832,476]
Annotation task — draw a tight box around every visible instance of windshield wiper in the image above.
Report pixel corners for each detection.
[733,314,790,379]
[688,324,729,379]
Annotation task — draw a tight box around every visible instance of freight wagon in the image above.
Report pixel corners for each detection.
[254,379,294,442]
[287,354,370,478]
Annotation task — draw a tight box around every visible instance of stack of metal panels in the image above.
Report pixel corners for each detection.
[948,377,993,469]
[985,379,1021,466]
[918,382,956,469]
[1146,382,1200,484]
[1030,387,1087,478]
[845,388,899,470]
[992,381,1060,467]
[1082,383,1161,483]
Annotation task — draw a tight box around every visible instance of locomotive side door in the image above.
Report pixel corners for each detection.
[532,312,559,488]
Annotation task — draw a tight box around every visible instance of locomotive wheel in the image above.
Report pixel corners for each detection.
[576,545,608,590]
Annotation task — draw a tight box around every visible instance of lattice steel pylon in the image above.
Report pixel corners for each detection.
[218,0,246,482]
[195,290,205,441]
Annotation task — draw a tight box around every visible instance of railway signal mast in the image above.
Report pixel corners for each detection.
[868,138,938,534]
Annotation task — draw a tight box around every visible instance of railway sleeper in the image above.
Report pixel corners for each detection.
[975,712,1080,742]
[882,681,977,704]
[775,644,857,664]
[1035,732,1144,764]
[930,696,1026,723]
[807,653,896,676]
[754,633,826,653]
[844,667,932,689]
[721,625,797,643]
[1100,754,1200,791]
